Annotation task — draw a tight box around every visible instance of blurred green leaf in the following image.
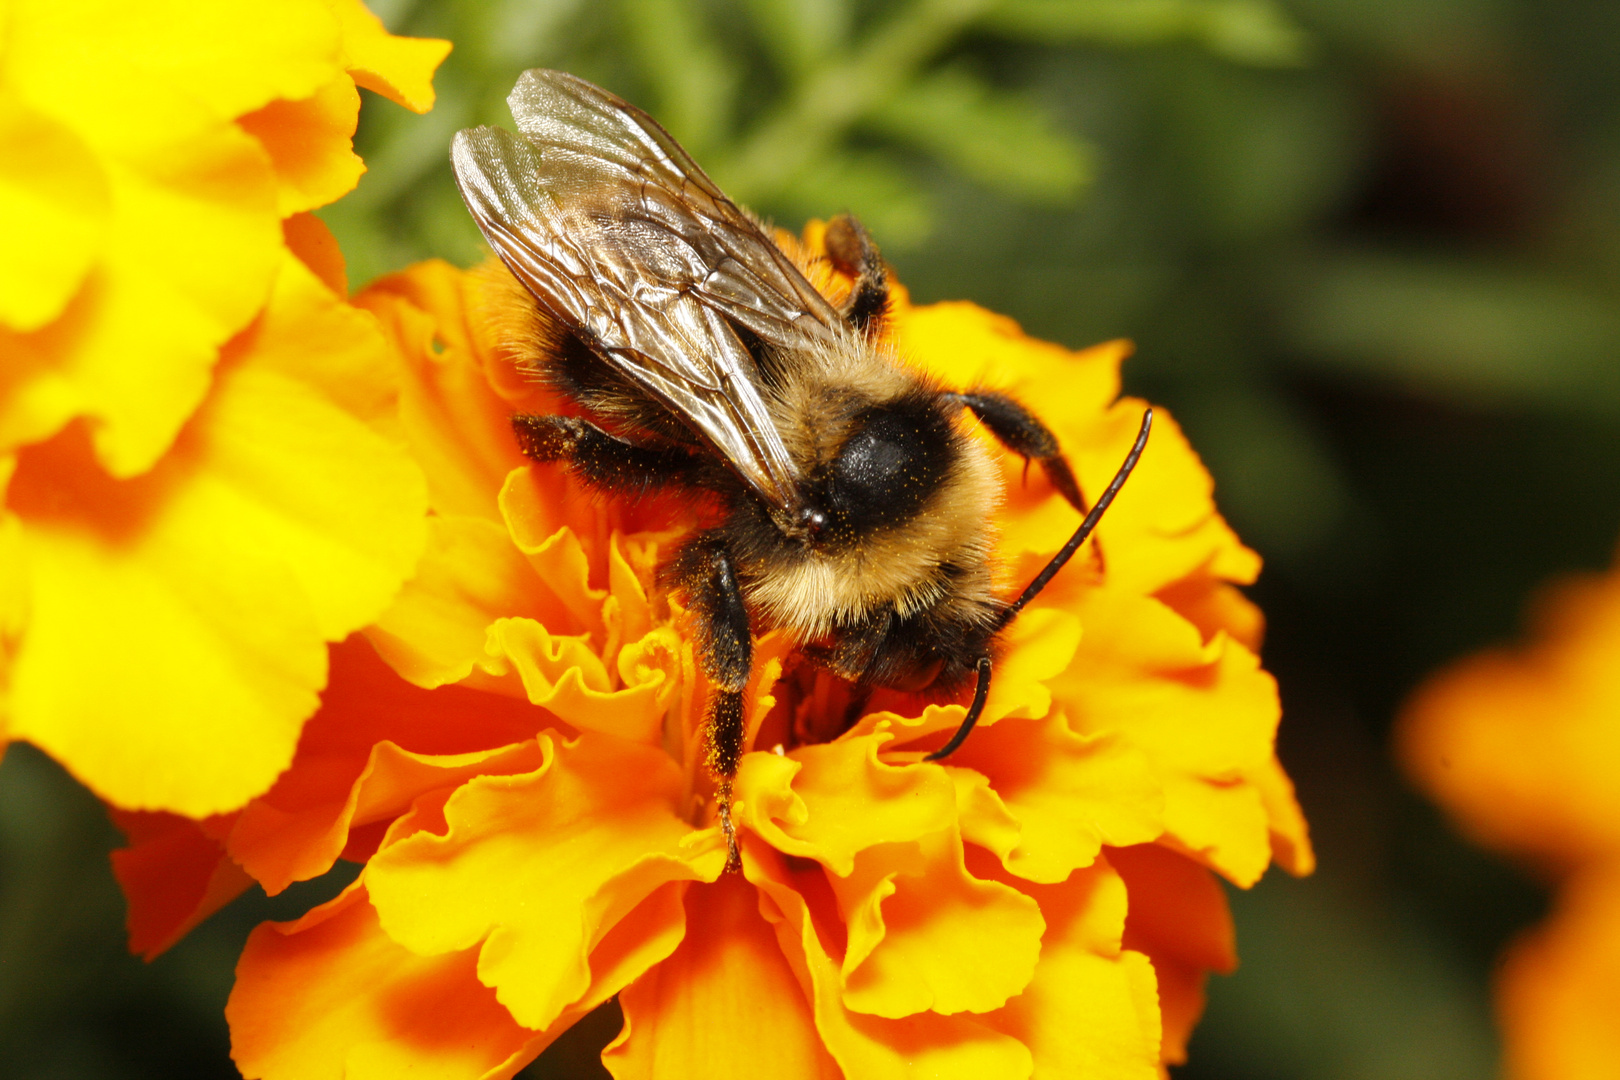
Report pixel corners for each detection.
[1279,251,1620,414]
[867,66,1094,202]
[484,0,588,65]
[742,0,851,77]
[1176,383,1356,562]
[772,150,936,246]
[985,0,1312,66]
[618,0,738,156]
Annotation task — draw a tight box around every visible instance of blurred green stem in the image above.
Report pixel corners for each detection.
[717,0,997,200]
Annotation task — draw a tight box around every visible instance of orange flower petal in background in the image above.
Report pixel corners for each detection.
[0,1,448,813]
[110,223,1308,1079]
[1401,560,1620,1080]
[1495,866,1620,1080]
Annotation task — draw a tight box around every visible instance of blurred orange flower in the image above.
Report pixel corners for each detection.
[115,229,1310,1078]
[1402,564,1620,1080]
[0,0,448,813]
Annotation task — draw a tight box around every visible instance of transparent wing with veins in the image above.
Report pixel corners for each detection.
[451,68,849,514]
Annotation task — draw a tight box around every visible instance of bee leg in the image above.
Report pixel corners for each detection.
[512,414,703,497]
[668,535,753,873]
[944,391,1086,514]
[824,213,888,337]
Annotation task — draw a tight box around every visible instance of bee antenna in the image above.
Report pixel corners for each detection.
[999,407,1153,628]
[924,407,1153,764]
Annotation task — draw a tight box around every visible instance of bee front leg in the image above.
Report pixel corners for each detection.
[824,213,888,338]
[945,391,1086,514]
[668,535,753,873]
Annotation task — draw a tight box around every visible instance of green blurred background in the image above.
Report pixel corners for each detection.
[8,0,1620,1074]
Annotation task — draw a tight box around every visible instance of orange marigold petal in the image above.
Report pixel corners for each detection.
[365,732,722,1031]
[1052,588,1280,886]
[238,75,365,217]
[984,858,1163,1078]
[1496,864,1620,1080]
[948,713,1164,883]
[357,264,531,522]
[1156,569,1266,654]
[110,809,253,960]
[835,826,1044,1018]
[227,636,541,894]
[500,471,610,633]
[327,0,451,114]
[604,873,841,1080]
[368,516,550,688]
[750,848,1035,1079]
[1112,844,1236,1065]
[1251,754,1315,876]
[479,617,677,745]
[0,90,108,332]
[6,253,427,815]
[228,883,545,1080]
[739,734,959,877]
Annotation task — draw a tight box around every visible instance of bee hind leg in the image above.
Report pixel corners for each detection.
[666,535,754,873]
[512,414,703,498]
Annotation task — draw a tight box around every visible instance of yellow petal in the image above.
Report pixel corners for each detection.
[282,213,348,296]
[479,617,677,745]
[1053,588,1280,886]
[327,0,451,114]
[849,608,1080,754]
[1002,402,1259,599]
[0,90,109,332]
[892,302,1122,426]
[6,253,428,814]
[357,264,532,522]
[1,50,281,474]
[223,636,544,893]
[238,74,364,216]
[984,858,1162,1078]
[9,0,340,123]
[1112,844,1236,1065]
[365,732,722,1031]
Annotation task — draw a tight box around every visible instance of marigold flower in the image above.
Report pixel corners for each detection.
[1401,564,1620,1080]
[115,228,1310,1077]
[0,0,448,814]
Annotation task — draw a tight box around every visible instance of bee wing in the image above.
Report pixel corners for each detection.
[451,69,846,513]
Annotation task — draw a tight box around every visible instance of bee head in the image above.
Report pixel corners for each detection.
[802,394,954,548]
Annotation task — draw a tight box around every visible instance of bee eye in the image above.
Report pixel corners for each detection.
[819,399,951,541]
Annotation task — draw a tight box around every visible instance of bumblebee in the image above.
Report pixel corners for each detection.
[451,70,1151,870]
